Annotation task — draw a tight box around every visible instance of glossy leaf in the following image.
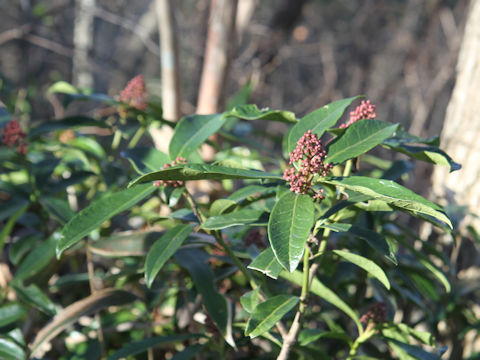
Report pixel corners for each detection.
[280,270,363,334]
[245,295,299,338]
[327,120,399,164]
[39,196,75,225]
[0,304,27,327]
[57,183,156,257]
[319,176,452,228]
[240,288,261,313]
[248,247,284,279]
[0,338,25,360]
[383,141,461,172]
[169,114,226,159]
[286,96,359,153]
[28,116,109,137]
[227,185,277,202]
[320,223,396,264]
[12,283,56,316]
[298,329,352,346]
[30,289,137,357]
[129,164,282,186]
[175,249,235,347]
[332,250,390,289]
[268,193,314,272]
[145,224,195,288]
[107,334,202,360]
[121,147,170,174]
[15,235,58,282]
[226,104,297,123]
[203,209,265,230]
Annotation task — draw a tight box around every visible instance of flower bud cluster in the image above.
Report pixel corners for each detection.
[340,100,376,129]
[2,119,27,154]
[119,75,148,111]
[153,157,187,188]
[360,302,387,325]
[283,130,332,202]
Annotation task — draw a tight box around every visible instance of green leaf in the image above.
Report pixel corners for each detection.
[286,97,359,153]
[319,176,452,228]
[70,136,106,159]
[227,185,277,202]
[327,120,399,164]
[203,209,265,230]
[121,147,170,174]
[0,338,26,360]
[209,199,237,216]
[383,141,461,172]
[298,329,351,346]
[175,249,235,347]
[145,224,195,288]
[320,223,396,264]
[248,247,284,279]
[385,338,441,360]
[39,196,75,225]
[88,231,162,257]
[226,104,297,123]
[12,283,57,316]
[245,295,299,338]
[332,250,390,289]
[14,235,58,282]
[29,289,137,358]
[268,193,314,272]
[28,116,109,137]
[107,334,203,360]
[57,183,156,257]
[169,114,226,159]
[280,270,363,334]
[170,344,204,360]
[9,234,41,266]
[0,204,27,252]
[240,288,261,313]
[129,164,282,186]
[0,304,27,327]
[47,80,79,95]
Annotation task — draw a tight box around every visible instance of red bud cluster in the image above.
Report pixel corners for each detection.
[2,119,27,154]
[119,75,148,111]
[283,130,332,202]
[360,302,387,325]
[340,100,376,129]
[153,157,187,188]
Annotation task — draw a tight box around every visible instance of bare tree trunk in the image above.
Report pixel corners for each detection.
[431,0,480,232]
[196,0,238,114]
[73,0,95,88]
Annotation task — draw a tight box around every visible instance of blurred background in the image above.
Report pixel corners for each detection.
[1,0,480,358]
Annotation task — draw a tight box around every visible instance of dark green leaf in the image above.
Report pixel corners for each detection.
[107,334,203,360]
[15,235,58,282]
[327,120,399,164]
[169,114,226,159]
[226,104,297,123]
[175,249,234,347]
[385,338,441,360]
[39,196,75,225]
[12,283,57,316]
[240,288,261,313]
[145,224,195,288]
[245,295,299,338]
[227,185,277,202]
[319,176,452,228]
[30,289,137,357]
[332,250,390,289]
[28,116,109,137]
[248,247,284,279]
[9,234,41,266]
[280,270,363,334]
[0,204,27,252]
[0,338,25,360]
[203,209,265,230]
[268,193,314,272]
[121,147,170,174]
[0,304,27,327]
[320,223,396,264]
[129,164,282,186]
[170,344,204,360]
[286,97,359,153]
[298,329,351,346]
[57,183,156,257]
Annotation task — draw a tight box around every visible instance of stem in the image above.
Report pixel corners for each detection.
[277,246,310,360]
[128,125,146,148]
[336,159,353,199]
[111,128,123,151]
[346,323,375,359]
[86,242,106,359]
